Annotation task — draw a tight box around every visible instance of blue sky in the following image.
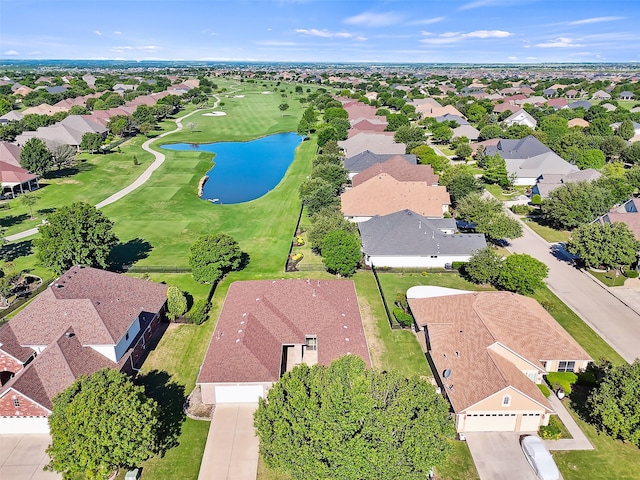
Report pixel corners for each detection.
[1,0,639,63]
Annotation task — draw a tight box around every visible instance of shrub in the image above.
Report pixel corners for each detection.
[393,308,414,327]
[539,300,557,312]
[451,261,467,271]
[187,299,211,325]
[537,383,551,398]
[577,371,597,387]
[294,236,305,246]
[510,204,533,215]
[539,418,562,440]
[291,252,304,262]
[624,269,639,278]
[545,372,578,395]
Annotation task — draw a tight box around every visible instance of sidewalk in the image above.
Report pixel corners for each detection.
[544,394,593,451]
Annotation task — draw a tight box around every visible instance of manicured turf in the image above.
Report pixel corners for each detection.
[435,440,481,480]
[588,268,627,287]
[523,216,571,243]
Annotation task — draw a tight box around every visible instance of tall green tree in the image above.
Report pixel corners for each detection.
[566,222,640,270]
[278,103,289,116]
[411,145,448,173]
[431,124,453,144]
[166,286,188,321]
[254,355,455,480]
[19,137,53,175]
[464,247,504,285]
[19,192,38,219]
[482,154,510,187]
[307,207,358,252]
[321,230,361,277]
[496,253,548,294]
[35,202,118,274]
[541,181,614,230]
[46,369,159,479]
[456,193,522,242]
[439,164,483,206]
[616,119,635,141]
[587,360,640,447]
[189,233,242,283]
[80,132,104,153]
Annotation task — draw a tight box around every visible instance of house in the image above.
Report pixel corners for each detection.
[0,110,24,124]
[532,169,602,198]
[452,124,480,141]
[542,88,557,97]
[596,197,640,240]
[546,98,568,109]
[568,118,590,128]
[359,210,486,269]
[601,103,617,112]
[502,109,537,129]
[619,91,635,101]
[344,150,417,179]
[22,103,67,116]
[565,89,579,99]
[196,279,370,405]
[348,116,388,137]
[351,155,439,187]
[341,174,450,222]
[592,90,611,101]
[568,101,592,110]
[0,142,40,197]
[408,288,591,432]
[43,85,67,95]
[492,102,515,114]
[15,115,107,149]
[419,104,464,119]
[337,133,405,157]
[515,96,546,107]
[484,136,577,186]
[0,266,168,433]
[435,113,468,126]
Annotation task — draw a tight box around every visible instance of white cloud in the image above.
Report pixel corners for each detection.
[113,31,122,35]
[343,11,403,27]
[568,16,624,25]
[458,0,496,11]
[3,50,19,55]
[408,17,445,26]
[296,28,353,39]
[256,41,298,46]
[94,30,102,36]
[526,56,538,60]
[110,45,160,53]
[508,56,517,60]
[421,30,512,44]
[355,36,367,42]
[535,37,583,48]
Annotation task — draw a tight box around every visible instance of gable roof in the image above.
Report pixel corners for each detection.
[0,141,22,166]
[351,155,438,187]
[535,169,602,197]
[453,125,480,140]
[0,110,24,122]
[0,161,38,185]
[408,291,590,413]
[0,324,35,363]
[503,109,537,127]
[338,133,405,157]
[9,266,168,348]
[341,174,450,218]
[359,210,486,257]
[343,150,417,174]
[486,136,551,159]
[435,114,469,126]
[197,279,370,384]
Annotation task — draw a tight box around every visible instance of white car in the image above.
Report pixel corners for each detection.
[521,435,560,480]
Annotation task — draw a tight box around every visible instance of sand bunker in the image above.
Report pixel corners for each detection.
[261,91,273,94]
[233,95,245,98]
[202,111,227,116]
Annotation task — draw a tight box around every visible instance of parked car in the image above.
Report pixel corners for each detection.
[520,435,560,480]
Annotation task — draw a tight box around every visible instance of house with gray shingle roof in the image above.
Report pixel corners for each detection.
[568,100,592,110]
[619,91,635,100]
[532,169,602,198]
[0,266,168,433]
[359,210,486,269]
[435,113,469,126]
[484,136,577,186]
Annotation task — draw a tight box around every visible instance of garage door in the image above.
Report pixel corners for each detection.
[215,385,264,404]
[0,416,50,434]
[520,413,542,431]
[463,413,517,432]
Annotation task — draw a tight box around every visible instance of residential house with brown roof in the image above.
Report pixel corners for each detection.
[568,118,589,128]
[341,174,450,222]
[344,150,417,179]
[348,116,388,137]
[351,155,438,187]
[408,289,591,432]
[197,279,370,404]
[596,197,640,240]
[0,142,39,197]
[0,266,168,433]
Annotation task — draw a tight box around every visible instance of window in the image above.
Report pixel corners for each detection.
[305,336,317,351]
[13,398,20,408]
[125,332,130,341]
[558,361,576,373]
[502,395,511,406]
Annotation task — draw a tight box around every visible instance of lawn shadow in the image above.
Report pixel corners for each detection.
[43,162,95,180]
[36,207,57,216]
[108,238,153,272]
[0,213,30,228]
[0,240,33,261]
[137,369,187,456]
[238,251,251,271]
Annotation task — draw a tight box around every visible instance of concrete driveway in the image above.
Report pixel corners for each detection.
[465,432,538,480]
[197,404,259,480]
[0,434,60,480]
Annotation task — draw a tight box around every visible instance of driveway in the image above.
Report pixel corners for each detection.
[464,432,538,480]
[197,403,259,480]
[0,434,60,480]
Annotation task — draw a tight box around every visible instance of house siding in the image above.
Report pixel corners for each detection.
[0,389,49,417]
[365,254,472,269]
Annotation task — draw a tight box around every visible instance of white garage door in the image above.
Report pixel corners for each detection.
[0,416,50,434]
[463,413,517,432]
[215,385,264,403]
[520,413,542,431]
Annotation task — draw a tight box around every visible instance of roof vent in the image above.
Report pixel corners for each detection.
[443,368,452,378]
[54,283,64,288]
[65,332,75,338]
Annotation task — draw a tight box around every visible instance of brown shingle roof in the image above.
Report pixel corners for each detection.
[9,266,168,347]
[197,279,370,384]
[408,292,590,412]
[341,174,450,218]
[0,324,35,363]
[352,155,439,187]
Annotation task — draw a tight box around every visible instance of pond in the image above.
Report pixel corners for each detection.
[161,132,303,204]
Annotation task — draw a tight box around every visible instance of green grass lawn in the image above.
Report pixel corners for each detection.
[484,184,528,202]
[523,216,571,243]
[588,268,627,287]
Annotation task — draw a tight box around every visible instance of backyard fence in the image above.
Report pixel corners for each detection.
[0,277,55,321]
[126,265,192,274]
[371,267,403,330]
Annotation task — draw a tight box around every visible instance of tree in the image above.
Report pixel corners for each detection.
[464,247,503,285]
[19,137,53,175]
[308,208,358,252]
[411,145,448,172]
[575,149,606,170]
[431,124,453,144]
[393,125,425,145]
[479,124,503,140]
[46,369,159,479]
[323,106,347,122]
[455,142,472,160]
[19,192,38,219]
[385,113,410,131]
[541,181,614,230]
[616,119,635,141]
[621,143,640,165]
[166,286,188,320]
[496,253,548,294]
[321,230,361,277]
[254,355,455,480]
[311,163,348,192]
[189,233,242,284]
[50,143,76,170]
[587,360,640,447]
[80,132,104,153]
[34,202,118,274]
[278,103,289,116]
[456,193,522,242]
[566,222,640,270]
[316,125,339,147]
[186,121,197,133]
[439,164,483,206]
[482,154,509,187]
[586,117,613,137]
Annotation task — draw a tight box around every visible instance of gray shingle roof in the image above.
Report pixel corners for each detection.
[343,150,416,174]
[485,136,551,159]
[359,209,486,256]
